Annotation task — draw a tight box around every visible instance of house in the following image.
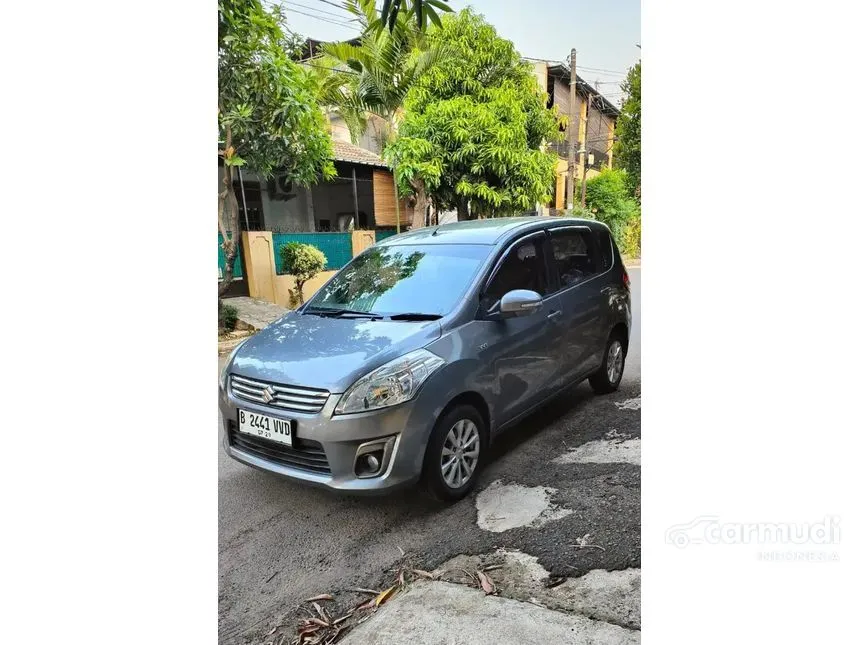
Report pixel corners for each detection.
[531,59,621,212]
[218,139,410,234]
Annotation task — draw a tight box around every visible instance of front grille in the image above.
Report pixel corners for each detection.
[228,421,331,475]
[230,375,330,414]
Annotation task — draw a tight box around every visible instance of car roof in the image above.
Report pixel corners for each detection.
[375,216,603,247]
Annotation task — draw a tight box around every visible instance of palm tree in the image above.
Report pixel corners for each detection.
[316,0,448,232]
[378,0,451,32]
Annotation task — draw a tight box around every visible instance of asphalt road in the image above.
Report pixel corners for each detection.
[218,268,641,644]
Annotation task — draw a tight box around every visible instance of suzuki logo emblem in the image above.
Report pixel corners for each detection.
[261,386,275,403]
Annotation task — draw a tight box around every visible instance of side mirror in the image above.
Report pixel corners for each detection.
[499,289,543,318]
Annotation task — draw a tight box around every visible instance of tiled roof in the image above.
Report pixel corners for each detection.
[331,139,388,167]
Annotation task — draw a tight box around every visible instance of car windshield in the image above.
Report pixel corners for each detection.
[305,244,491,317]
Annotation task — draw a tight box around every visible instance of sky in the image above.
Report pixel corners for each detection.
[275,0,641,108]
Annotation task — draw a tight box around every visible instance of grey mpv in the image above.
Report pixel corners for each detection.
[219,217,632,501]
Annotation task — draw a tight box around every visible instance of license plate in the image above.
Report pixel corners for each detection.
[237,409,293,446]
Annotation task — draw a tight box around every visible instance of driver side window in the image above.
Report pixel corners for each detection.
[484,236,548,309]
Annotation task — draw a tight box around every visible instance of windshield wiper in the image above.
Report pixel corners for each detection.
[387,312,443,321]
[303,306,382,319]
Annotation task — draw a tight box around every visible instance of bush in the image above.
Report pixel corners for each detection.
[584,168,640,244]
[620,212,641,258]
[280,242,327,305]
[219,303,238,331]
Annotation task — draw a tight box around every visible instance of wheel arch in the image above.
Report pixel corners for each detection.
[437,391,492,435]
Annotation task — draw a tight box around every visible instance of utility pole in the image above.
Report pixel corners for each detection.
[566,48,576,211]
[580,93,592,208]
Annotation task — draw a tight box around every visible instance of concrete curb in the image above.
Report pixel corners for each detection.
[339,580,639,645]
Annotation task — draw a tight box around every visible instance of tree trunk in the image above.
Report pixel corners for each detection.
[410,180,428,229]
[393,164,402,234]
[218,127,241,299]
[218,167,240,298]
[456,200,469,222]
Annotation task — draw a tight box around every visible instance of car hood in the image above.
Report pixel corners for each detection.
[229,311,443,392]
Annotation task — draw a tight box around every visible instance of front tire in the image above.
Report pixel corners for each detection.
[422,404,487,502]
[589,331,626,394]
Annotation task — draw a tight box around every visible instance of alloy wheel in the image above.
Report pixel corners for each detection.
[607,339,624,384]
[440,419,480,488]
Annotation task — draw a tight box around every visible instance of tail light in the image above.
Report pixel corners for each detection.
[622,267,630,290]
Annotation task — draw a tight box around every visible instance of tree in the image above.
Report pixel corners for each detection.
[386,9,564,220]
[583,168,639,244]
[613,61,640,198]
[317,0,448,232]
[218,0,334,297]
[280,242,327,305]
[377,0,451,32]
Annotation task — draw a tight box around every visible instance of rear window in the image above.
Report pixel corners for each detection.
[596,227,615,271]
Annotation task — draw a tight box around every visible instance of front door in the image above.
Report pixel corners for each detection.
[479,232,561,426]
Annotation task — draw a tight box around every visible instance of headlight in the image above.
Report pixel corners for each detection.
[335,349,445,414]
[220,340,247,389]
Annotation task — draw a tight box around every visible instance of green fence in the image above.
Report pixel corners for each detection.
[272,232,353,274]
[375,229,399,243]
[218,233,243,279]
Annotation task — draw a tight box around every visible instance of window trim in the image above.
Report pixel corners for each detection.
[479,230,550,313]
[545,224,614,296]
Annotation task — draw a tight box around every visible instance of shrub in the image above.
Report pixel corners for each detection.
[620,211,641,258]
[584,168,639,243]
[219,303,238,331]
[280,242,327,305]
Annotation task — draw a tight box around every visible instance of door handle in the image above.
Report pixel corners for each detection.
[547,310,563,320]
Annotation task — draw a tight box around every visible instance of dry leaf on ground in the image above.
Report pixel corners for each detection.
[374,586,396,607]
[304,594,334,603]
[476,570,496,595]
[410,569,436,580]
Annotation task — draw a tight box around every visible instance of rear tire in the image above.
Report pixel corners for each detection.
[589,331,626,394]
[421,404,487,502]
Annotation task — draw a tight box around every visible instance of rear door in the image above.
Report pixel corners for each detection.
[547,226,607,382]
[479,231,562,426]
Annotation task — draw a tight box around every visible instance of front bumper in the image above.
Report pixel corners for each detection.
[218,379,435,493]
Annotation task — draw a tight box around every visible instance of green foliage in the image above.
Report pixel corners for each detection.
[219,304,239,331]
[386,9,563,217]
[620,212,641,259]
[614,61,641,197]
[280,242,327,305]
[377,0,452,32]
[218,0,335,184]
[584,168,640,247]
[317,1,449,148]
[281,242,327,281]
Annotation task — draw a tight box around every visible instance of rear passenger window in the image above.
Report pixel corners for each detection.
[550,229,600,288]
[596,228,614,271]
[484,237,548,307]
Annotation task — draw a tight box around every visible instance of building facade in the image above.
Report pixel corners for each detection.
[532,60,620,212]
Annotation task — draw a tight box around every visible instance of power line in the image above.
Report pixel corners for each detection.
[522,56,628,76]
[265,0,361,30]
[315,0,351,11]
[283,0,351,19]
[577,65,627,76]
